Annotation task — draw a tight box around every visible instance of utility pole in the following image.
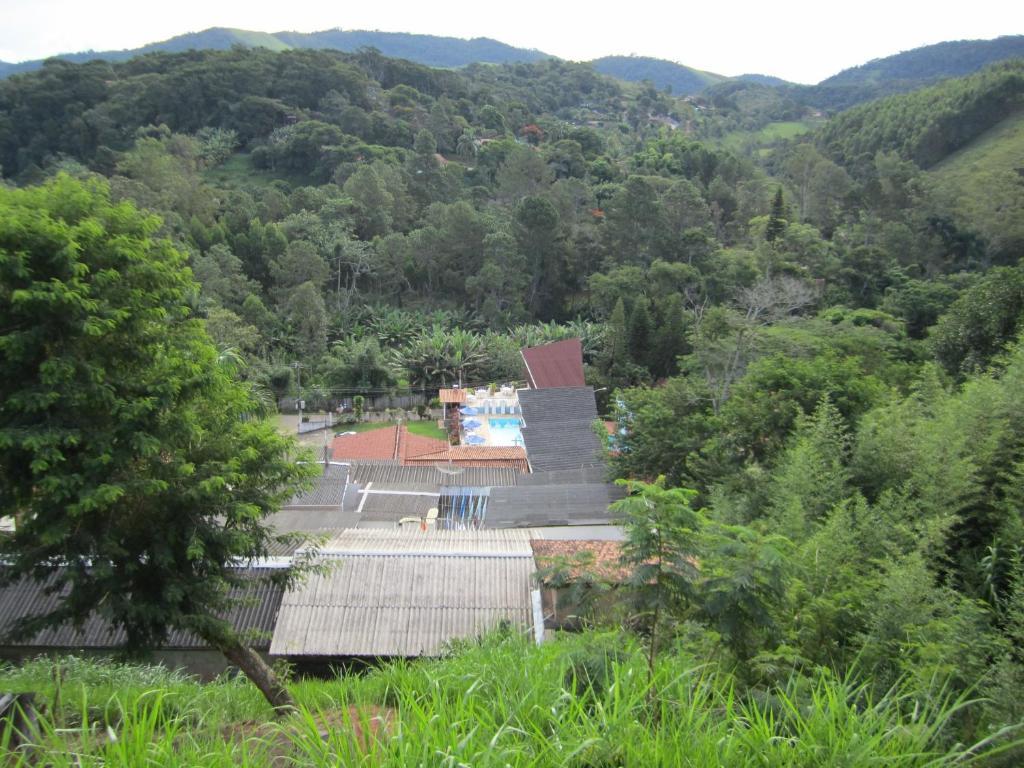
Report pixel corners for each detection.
[292,361,306,431]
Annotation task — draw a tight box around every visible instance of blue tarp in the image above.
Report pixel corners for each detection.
[465,434,486,445]
[459,406,478,416]
[462,419,482,429]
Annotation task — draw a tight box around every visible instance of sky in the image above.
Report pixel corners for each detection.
[0,0,1021,84]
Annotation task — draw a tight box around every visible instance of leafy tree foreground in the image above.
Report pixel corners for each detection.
[0,176,316,710]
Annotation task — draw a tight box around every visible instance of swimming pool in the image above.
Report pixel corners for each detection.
[488,417,524,447]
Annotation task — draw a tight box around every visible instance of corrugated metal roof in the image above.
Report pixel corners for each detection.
[271,530,535,657]
[0,568,283,650]
[319,529,533,555]
[487,483,624,527]
[519,466,610,485]
[521,339,586,388]
[358,493,438,522]
[267,507,362,533]
[518,388,604,472]
[349,462,519,487]
[285,463,351,508]
[519,387,599,424]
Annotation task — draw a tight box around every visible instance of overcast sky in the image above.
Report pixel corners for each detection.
[1,0,1021,84]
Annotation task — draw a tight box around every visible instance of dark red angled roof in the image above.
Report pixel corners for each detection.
[521,338,585,389]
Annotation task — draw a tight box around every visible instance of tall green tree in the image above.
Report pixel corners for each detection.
[0,176,315,711]
[765,187,787,244]
[612,478,702,684]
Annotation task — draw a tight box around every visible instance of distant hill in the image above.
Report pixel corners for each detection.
[274,29,548,69]
[791,36,1024,111]
[821,35,1024,87]
[817,60,1024,171]
[589,55,727,95]
[0,27,549,78]
[735,74,791,87]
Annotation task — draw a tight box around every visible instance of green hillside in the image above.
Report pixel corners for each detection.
[927,108,1024,258]
[821,35,1024,87]
[785,36,1024,112]
[816,60,1024,172]
[590,55,726,94]
[0,27,549,79]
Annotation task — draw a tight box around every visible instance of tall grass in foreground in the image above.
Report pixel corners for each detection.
[0,633,1019,766]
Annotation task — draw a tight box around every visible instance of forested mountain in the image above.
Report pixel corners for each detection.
[822,35,1024,87]
[2,45,1024,756]
[0,26,549,79]
[590,56,728,95]
[817,60,1024,170]
[790,35,1024,111]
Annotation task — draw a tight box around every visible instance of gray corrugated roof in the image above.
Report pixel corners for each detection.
[520,423,605,472]
[358,492,438,522]
[285,463,352,508]
[0,568,282,650]
[518,388,605,472]
[486,483,624,527]
[349,462,519,488]
[271,529,534,657]
[519,466,610,485]
[319,528,533,555]
[518,387,599,423]
[267,507,362,533]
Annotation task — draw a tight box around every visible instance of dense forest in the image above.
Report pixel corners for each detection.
[2,42,1024,759]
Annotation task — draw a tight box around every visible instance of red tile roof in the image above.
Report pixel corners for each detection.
[331,425,448,463]
[521,338,586,389]
[532,540,630,582]
[332,426,401,461]
[405,445,529,472]
[400,429,450,461]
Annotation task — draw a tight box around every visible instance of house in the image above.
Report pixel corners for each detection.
[270,529,540,664]
[0,567,284,679]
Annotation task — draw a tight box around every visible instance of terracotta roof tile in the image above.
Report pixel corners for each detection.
[332,426,400,461]
[532,540,630,582]
[405,445,529,471]
[401,428,449,461]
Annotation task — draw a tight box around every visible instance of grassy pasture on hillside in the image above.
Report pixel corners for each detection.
[927,109,1024,259]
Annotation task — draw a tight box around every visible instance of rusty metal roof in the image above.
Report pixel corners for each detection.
[521,338,586,388]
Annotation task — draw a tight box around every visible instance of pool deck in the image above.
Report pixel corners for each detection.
[462,415,525,447]
[461,390,524,447]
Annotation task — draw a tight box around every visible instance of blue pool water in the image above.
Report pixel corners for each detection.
[488,417,524,447]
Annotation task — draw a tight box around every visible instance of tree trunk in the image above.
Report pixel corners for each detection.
[217,638,296,714]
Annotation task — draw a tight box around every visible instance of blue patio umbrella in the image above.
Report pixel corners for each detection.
[465,434,486,445]
[462,418,482,429]
[459,406,478,416]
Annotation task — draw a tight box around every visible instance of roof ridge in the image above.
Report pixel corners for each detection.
[393,423,405,461]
